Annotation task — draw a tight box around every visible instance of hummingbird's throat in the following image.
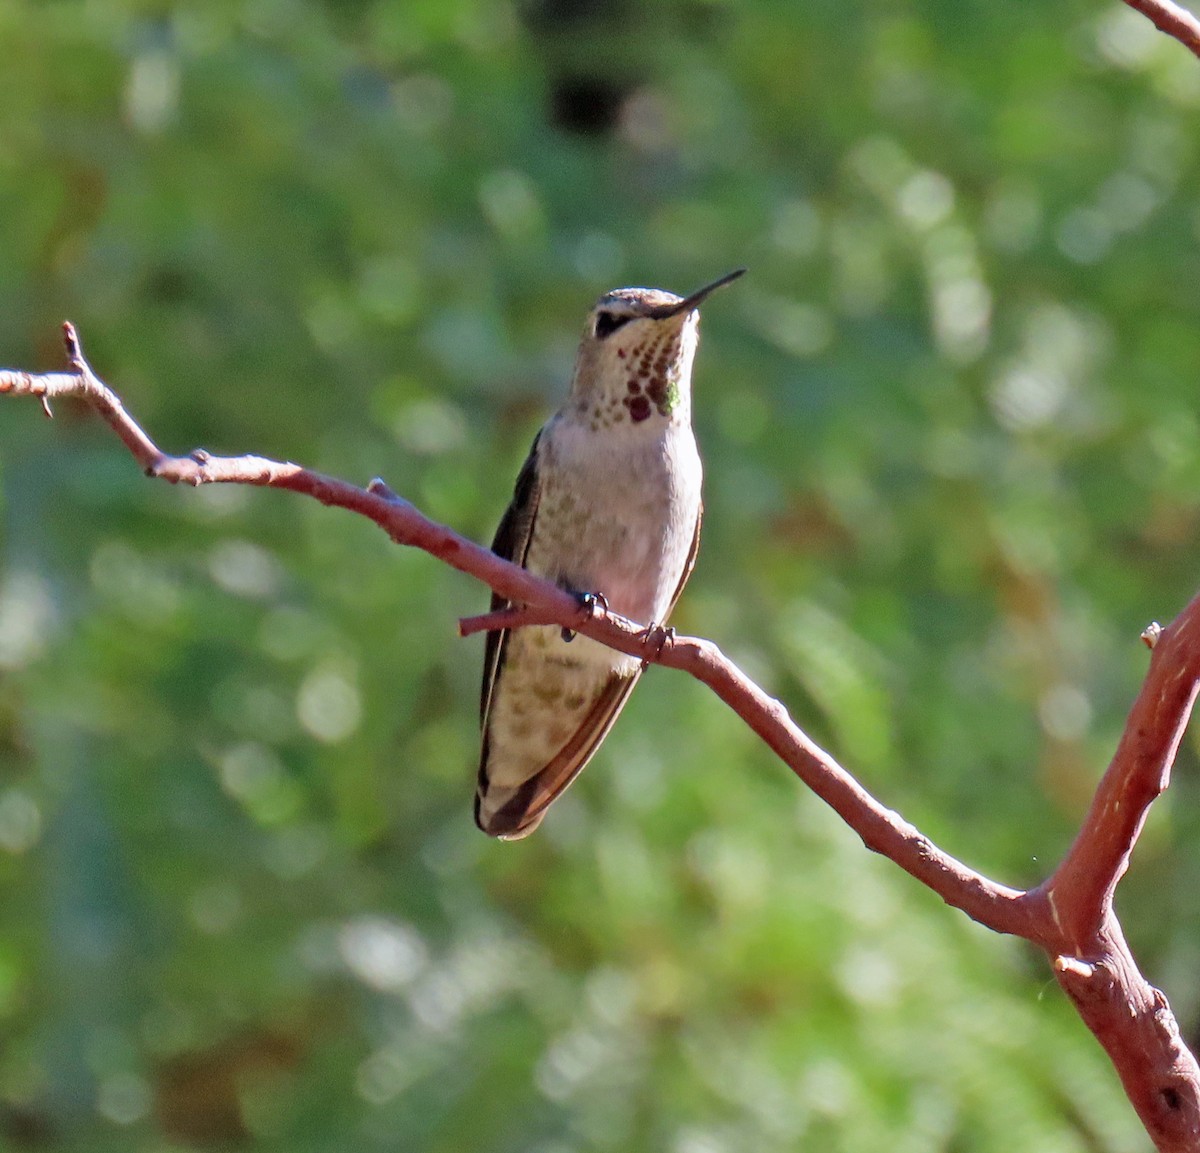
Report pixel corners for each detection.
[617,329,684,423]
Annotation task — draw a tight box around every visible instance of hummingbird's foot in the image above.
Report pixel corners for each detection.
[636,623,676,666]
[561,591,609,643]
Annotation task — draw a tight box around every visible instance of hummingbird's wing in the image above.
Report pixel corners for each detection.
[480,431,543,726]
[666,499,702,619]
[478,672,640,838]
[476,499,704,840]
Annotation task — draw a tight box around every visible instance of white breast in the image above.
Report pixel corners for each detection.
[530,416,702,628]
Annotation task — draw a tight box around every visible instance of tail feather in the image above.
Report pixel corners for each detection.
[475,670,639,838]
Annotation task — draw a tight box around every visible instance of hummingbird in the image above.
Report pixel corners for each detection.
[476,268,745,839]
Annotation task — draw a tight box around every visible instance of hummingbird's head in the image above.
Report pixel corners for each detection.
[568,268,744,428]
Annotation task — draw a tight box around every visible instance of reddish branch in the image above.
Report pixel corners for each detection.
[1121,0,1200,58]
[4,325,1200,1150]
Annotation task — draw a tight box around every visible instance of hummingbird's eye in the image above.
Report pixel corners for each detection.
[593,310,632,339]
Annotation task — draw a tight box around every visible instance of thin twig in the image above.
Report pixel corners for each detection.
[1122,0,1200,58]
[1041,603,1200,951]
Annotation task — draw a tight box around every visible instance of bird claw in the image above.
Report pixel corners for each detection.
[562,591,609,642]
[637,622,675,665]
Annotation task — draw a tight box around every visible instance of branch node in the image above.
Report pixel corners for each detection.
[145,454,171,480]
[61,320,81,364]
[1142,621,1163,649]
[1054,954,1096,980]
[367,477,408,505]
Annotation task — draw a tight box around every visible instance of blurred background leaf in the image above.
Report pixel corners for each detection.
[0,0,1197,1149]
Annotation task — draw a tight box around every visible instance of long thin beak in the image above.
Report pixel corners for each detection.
[647,267,747,320]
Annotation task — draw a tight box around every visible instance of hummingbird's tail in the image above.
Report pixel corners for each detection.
[475,668,640,839]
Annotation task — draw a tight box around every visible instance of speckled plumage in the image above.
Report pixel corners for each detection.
[476,270,744,839]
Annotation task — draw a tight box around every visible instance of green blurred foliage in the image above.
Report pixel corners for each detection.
[0,0,1197,1148]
